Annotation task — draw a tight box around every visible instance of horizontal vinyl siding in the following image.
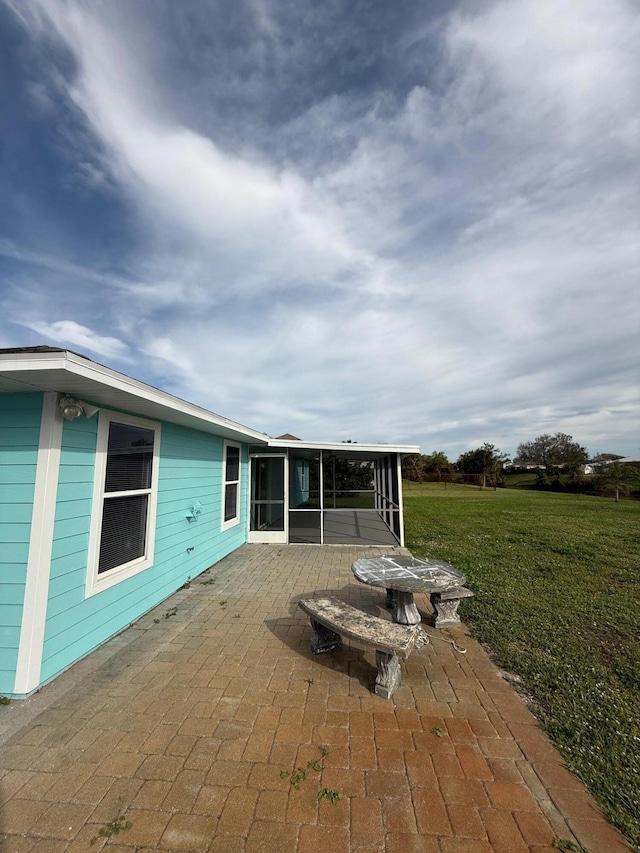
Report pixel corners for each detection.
[40,416,249,684]
[0,393,42,694]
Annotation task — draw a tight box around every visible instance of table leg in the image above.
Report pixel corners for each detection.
[385,588,396,609]
[392,590,421,626]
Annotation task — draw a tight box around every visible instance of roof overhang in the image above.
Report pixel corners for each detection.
[0,348,269,444]
[263,439,421,460]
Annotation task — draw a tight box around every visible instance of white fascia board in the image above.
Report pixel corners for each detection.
[0,350,269,445]
[266,439,421,455]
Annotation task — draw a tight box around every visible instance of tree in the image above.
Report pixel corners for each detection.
[401,454,424,482]
[562,442,591,482]
[515,432,588,477]
[595,460,639,502]
[423,451,453,481]
[401,451,453,482]
[456,443,509,488]
[326,457,372,496]
[484,444,510,490]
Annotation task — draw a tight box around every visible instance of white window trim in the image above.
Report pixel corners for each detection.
[222,440,242,531]
[14,392,63,695]
[86,410,161,598]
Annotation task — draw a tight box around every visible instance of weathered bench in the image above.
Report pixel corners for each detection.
[429,586,474,628]
[298,597,420,699]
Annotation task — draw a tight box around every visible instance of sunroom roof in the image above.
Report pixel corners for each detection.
[264,438,420,459]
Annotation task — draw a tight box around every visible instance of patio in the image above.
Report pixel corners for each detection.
[0,544,631,852]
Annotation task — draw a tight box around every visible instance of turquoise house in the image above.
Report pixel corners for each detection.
[0,347,418,698]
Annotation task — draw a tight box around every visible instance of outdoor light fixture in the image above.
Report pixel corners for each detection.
[59,396,84,420]
[58,395,100,421]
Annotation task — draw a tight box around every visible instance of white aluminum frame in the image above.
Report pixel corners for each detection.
[248,448,404,546]
[247,452,288,543]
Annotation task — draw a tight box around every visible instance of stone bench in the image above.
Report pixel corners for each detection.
[429,586,474,628]
[298,597,420,699]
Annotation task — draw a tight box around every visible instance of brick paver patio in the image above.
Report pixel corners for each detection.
[0,544,632,852]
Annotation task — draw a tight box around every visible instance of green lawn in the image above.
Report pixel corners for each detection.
[297,493,376,509]
[403,482,640,846]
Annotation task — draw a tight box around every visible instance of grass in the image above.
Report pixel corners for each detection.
[403,482,640,847]
[298,493,376,509]
[90,798,132,845]
[501,471,578,488]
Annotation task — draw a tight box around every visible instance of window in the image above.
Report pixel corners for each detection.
[222,441,241,530]
[86,412,161,596]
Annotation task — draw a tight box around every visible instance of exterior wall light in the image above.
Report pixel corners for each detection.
[58,395,100,421]
[59,396,84,420]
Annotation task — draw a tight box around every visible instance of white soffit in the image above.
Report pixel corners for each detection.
[0,350,269,444]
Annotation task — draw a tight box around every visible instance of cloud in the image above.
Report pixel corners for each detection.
[10,0,371,302]
[3,0,639,456]
[0,238,122,287]
[20,320,130,359]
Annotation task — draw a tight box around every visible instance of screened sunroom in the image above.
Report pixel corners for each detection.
[247,439,418,546]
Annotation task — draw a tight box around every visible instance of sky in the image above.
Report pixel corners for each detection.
[1,0,639,459]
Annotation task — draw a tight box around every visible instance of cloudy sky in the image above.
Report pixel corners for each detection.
[1,0,638,458]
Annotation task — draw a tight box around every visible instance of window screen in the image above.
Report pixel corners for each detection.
[226,446,240,481]
[224,483,238,522]
[99,421,155,574]
[223,443,241,527]
[99,494,148,574]
[105,423,154,492]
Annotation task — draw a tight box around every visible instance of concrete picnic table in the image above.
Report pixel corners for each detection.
[351,554,466,626]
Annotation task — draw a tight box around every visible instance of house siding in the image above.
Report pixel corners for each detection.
[290,455,311,507]
[40,415,249,685]
[0,393,42,694]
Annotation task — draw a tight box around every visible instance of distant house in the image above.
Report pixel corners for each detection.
[0,347,418,697]
[584,454,628,475]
